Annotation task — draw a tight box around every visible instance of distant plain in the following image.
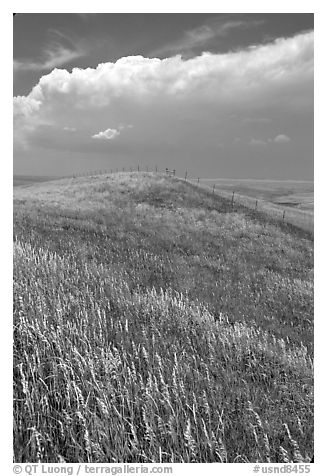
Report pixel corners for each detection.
[13,175,58,187]
[190,178,314,212]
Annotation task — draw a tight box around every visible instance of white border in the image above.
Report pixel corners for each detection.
[4,2,324,473]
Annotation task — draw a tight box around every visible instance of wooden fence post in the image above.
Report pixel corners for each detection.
[232,191,235,207]
[255,200,258,211]
[173,170,176,176]
[155,165,158,173]
[213,184,215,194]
[197,177,200,184]
[185,171,187,181]
[282,210,286,221]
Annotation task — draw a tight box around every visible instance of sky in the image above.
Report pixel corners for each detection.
[13,13,314,179]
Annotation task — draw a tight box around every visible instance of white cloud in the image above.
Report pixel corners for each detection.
[249,138,267,146]
[14,96,44,149]
[274,134,291,143]
[13,96,41,118]
[63,126,77,132]
[13,31,312,157]
[92,128,120,140]
[18,31,312,107]
[250,134,291,146]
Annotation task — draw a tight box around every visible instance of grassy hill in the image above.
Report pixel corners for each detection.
[13,172,313,463]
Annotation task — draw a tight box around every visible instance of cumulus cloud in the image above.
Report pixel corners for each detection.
[250,134,291,146]
[92,128,120,140]
[274,134,291,143]
[13,95,41,118]
[16,31,313,108]
[13,31,312,162]
[14,96,45,149]
[249,138,267,146]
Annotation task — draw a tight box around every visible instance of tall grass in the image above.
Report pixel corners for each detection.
[13,173,313,463]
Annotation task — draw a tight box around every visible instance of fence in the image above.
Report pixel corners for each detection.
[55,166,313,235]
[186,177,313,234]
[64,164,160,178]
[165,168,176,177]
[177,171,313,234]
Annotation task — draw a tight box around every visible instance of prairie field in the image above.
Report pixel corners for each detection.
[188,178,314,234]
[13,172,314,463]
[191,178,313,211]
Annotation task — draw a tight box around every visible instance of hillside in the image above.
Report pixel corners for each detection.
[190,178,313,210]
[187,178,314,233]
[13,172,314,463]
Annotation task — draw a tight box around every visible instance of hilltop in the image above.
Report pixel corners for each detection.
[13,172,313,463]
